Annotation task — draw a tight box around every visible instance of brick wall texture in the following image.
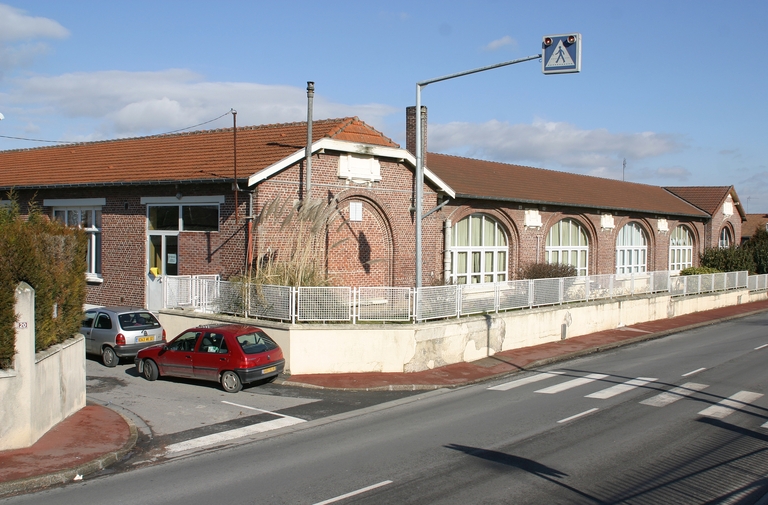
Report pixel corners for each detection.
[10,153,743,308]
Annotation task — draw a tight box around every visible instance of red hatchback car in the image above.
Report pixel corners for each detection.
[135,324,285,393]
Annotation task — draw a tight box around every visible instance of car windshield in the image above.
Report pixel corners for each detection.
[118,311,161,330]
[236,331,278,354]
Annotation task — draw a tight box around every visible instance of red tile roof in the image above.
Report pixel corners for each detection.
[663,186,729,214]
[743,214,768,239]
[0,117,398,189]
[426,153,709,218]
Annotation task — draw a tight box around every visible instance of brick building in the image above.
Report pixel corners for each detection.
[0,111,745,309]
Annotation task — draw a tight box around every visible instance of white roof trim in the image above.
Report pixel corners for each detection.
[246,138,455,198]
[141,195,226,204]
[44,198,106,207]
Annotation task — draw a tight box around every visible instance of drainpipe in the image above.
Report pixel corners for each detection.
[444,219,452,284]
[246,190,254,279]
[305,82,314,201]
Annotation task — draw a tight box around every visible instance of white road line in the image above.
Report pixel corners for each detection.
[698,391,764,419]
[535,373,608,394]
[558,408,599,424]
[755,344,768,350]
[313,480,393,505]
[585,377,657,399]
[165,416,306,454]
[682,367,706,377]
[640,382,709,407]
[488,371,565,391]
[221,400,298,419]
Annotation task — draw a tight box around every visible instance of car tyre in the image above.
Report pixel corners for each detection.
[220,371,242,393]
[102,346,119,367]
[142,359,159,381]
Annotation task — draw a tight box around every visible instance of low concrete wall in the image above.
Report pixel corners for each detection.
[0,283,86,451]
[157,288,766,376]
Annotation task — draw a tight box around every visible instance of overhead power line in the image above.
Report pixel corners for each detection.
[0,109,235,145]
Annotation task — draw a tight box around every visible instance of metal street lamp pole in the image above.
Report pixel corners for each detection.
[414,53,542,288]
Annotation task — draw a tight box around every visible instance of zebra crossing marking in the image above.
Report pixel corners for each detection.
[586,377,657,399]
[535,373,608,394]
[640,382,709,407]
[697,391,763,419]
[488,371,565,391]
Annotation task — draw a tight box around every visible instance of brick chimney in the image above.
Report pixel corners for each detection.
[406,106,427,165]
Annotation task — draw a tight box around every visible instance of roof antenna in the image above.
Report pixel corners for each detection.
[622,158,626,181]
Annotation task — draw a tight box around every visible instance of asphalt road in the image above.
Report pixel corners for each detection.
[6,314,768,504]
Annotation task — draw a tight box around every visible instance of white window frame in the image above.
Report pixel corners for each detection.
[449,214,508,285]
[141,195,225,233]
[349,201,363,222]
[616,222,648,274]
[669,225,694,272]
[718,227,731,248]
[45,198,105,283]
[546,219,589,276]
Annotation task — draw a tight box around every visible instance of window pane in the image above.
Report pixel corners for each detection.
[485,251,493,272]
[457,252,467,274]
[497,226,507,246]
[454,218,469,247]
[471,252,481,273]
[570,222,579,246]
[484,218,495,246]
[497,251,506,272]
[471,215,482,246]
[182,205,218,232]
[149,206,179,231]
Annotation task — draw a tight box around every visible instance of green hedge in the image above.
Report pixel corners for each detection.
[520,262,577,279]
[0,196,87,369]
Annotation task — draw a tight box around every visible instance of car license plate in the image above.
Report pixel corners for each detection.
[137,336,154,343]
[262,366,277,374]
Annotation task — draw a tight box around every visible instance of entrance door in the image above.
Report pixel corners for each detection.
[147,234,178,310]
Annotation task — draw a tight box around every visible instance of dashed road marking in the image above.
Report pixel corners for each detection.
[682,368,706,377]
[313,480,393,505]
[558,408,599,424]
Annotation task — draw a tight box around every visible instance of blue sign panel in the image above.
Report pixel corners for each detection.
[542,33,581,74]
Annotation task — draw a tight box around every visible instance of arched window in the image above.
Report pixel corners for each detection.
[545,219,588,276]
[450,214,508,284]
[718,227,731,248]
[669,225,693,271]
[616,222,648,274]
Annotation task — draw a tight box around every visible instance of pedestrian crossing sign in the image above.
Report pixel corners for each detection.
[542,33,581,74]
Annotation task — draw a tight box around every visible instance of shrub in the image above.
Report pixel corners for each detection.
[679,266,721,276]
[0,193,87,368]
[520,262,577,279]
[699,245,755,274]
[744,227,768,274]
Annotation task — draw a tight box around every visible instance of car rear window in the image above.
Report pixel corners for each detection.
[236,331,279,354]
[118,311,161,330]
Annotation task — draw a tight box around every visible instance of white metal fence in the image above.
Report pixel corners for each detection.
[162,270,754,324]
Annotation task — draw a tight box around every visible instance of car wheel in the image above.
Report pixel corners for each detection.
[142,359,159,381]
[220,371,242,393]
[102,346,119,367]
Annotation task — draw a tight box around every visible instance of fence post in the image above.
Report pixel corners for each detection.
[585,275,590,301]
[456,285,462,319]
[559,278,564,304]
[528,279,534,308]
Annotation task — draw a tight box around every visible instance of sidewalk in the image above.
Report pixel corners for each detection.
[3,299,768,497]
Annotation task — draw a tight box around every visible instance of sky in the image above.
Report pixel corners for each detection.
[1,1,767,212]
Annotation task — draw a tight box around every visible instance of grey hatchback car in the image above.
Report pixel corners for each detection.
[81,307,166,367]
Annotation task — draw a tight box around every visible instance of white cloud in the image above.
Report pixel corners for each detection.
[0,4,70,41]
[484,35,516,51]
[8,69,397,140]
[429,119,685,174]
